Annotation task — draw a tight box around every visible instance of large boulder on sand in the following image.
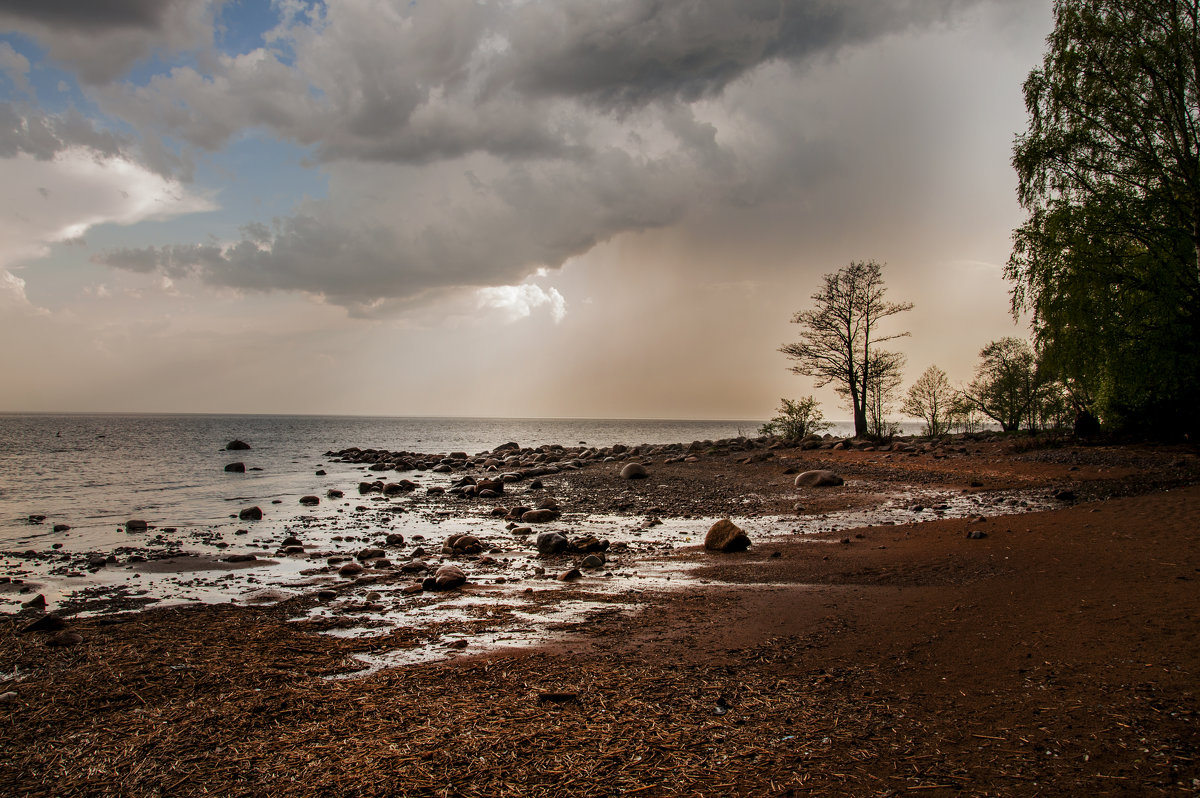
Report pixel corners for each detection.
[794,470,844,488]
[239,506,263,521]
[619,462,648,480]
[434,564,467,590]
[705,519,751,552]
[536,531,569,555]
[226,440,251,451]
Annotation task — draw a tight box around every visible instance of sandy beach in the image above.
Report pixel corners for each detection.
[3,434,1199,796]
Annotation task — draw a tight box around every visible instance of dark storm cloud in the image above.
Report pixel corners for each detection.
[498,0,977,109]
[96,145,692,315]
[85,0,1025,316]
[0,0,166,30]
[0,0,217,84]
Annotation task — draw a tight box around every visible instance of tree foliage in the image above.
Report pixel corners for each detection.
[758,396,830,440]
[780,260,912,438]
[1008,0,1200,434]
[903,365,954,437]
[964,338,1043,432]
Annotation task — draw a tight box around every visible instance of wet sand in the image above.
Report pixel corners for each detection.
[2,436,1199,796]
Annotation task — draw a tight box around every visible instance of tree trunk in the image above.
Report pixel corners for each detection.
[853,406,868,438]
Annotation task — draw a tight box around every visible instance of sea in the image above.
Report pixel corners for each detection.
[0,413,822,550]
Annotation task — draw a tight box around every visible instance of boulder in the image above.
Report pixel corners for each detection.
[338,561,364,577]
[21,594,47,610]
[619,462,648,480]
[125,519,149,532]
[704,519,751,553]
[385,533,405,545]
[238,506,263,521]
[53,523,70,533]
[794,470,844,488]
[223,553,258,563]
[557,568,583,582]
[226,440,251,451]
[536,531,569,555]
[21,612,65,633]
[327,489,344,499]
[224,462,246,473]
[521,508,560,523]
[581,554,605,569]
[434,564,467,590]
[299,495,320,506]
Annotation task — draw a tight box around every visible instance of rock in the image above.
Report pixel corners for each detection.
[21,613,66,633]
[434,564,467,590]
[385,533,405,545]
[619,462,648,480]
[966,530,988,540]
[47,631,83,647]
[283,546,305,555]
[53,523,70,533]
[704,519,751,553]
[446,639,469,649]
[224,462,246,473]
[238,506,263,521]
[522,508,560,523]
[511,526,533,536]
[0,691,16,703]
[338,561,364,577]
[557,568,583,582]
[226,440,251,450]
[327,489,344,499]
[1053,489,1076,502]
[21,594,47,610]
[317,589,338,601]
[281,536,303,547]
[447,535,483,554]
[357,548,385,561]
[224,553,257,563]
[401,583,423,595]
[299,495,320,506]
[570,534,608,553]
[536,531,569,555]
[794,470,844,487]
[125,519,149,532]
[581,554,605,569]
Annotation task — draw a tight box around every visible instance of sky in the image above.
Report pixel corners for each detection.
[0,0,1054,421]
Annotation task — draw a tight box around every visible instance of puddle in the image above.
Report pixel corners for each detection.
[3,481,1062,670]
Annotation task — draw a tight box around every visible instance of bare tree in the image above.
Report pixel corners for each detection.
[904,365,954,437]
[780,260,912,438]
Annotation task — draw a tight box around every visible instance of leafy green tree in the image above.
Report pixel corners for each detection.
[904,365,954,437]
[780,260,912,438]
[963,338,1043,432]
[1008,0,1200,433]
[759,396,830,440]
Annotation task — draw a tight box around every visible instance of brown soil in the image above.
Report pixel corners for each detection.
[2,439,1199,796]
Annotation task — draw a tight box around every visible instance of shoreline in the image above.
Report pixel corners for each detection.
[3,434,1199,795]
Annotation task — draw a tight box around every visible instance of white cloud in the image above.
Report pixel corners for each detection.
[477,283,567,324]
[0,148,216,269]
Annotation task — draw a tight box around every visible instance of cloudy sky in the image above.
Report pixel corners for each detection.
[0,0,1052,420]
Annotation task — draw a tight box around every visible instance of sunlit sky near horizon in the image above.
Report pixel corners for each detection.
[0,0,1053,421]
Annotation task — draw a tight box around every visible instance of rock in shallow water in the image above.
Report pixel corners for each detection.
[794,470,844,487]
[704,519,751,553]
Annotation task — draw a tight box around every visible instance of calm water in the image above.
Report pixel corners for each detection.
[0,414,784,549]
